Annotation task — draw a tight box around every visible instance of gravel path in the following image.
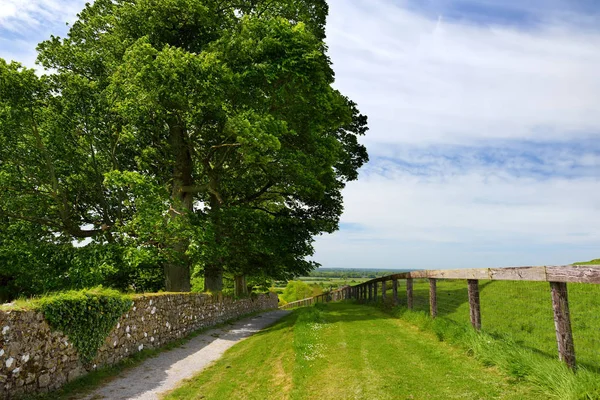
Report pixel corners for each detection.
[79,310,290,400]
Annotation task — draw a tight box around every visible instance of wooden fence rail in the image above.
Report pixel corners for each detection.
[279,265,600,370]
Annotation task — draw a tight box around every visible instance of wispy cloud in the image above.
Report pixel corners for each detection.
[0,0,86,68]
[0,0,85,34]
[314,0,600,269]
[326,0,600,144]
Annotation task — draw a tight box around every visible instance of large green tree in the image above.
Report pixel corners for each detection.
[0,0,368,293]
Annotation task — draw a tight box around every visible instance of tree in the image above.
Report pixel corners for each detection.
[281,280,318,303]
[0,0,368,292]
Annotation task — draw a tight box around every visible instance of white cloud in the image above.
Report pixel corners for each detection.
[313,171,600,269]
[0,0,85,33]
[326,0,600,145]
[0,0,86,68]
[312,0,600,269]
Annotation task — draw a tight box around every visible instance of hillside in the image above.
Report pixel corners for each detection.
[574,259,600,265]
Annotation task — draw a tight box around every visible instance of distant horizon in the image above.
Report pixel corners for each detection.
[313,259,597,270]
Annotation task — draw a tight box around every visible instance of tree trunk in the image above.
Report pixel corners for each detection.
[164,262,191,292]
[164,116,193,292]
[204,192,225,292]
[234,275,248,296]
[204,264,224,292]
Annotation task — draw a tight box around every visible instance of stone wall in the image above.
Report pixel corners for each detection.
[0,292,278,399]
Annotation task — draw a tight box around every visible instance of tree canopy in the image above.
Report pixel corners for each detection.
[0,0,368,297]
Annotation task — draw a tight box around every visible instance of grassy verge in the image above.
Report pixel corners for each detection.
[391,279,600,368]
[164,302,539,399]
[376,302,600,400]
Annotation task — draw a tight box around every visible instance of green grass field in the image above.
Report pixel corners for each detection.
[387,279,600,369]
[574,259,600,265]
[164,303,539,400]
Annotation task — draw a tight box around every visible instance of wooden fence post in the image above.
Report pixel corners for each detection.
[429,278,437,318]
[467,279,481,331]
[407,278,414,310]
[392,279,398,306]
[374,282,378,302]
[382,280,387,302]
[550,282,576,370]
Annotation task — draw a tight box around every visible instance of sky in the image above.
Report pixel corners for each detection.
[1,0,599,270]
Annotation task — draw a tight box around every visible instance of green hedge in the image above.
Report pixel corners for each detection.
[37,288,132,364]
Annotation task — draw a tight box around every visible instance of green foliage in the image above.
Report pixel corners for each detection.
[280,280,322,303]
[37,288,132,364]
[190,276,205,293]
[0,0,368,294]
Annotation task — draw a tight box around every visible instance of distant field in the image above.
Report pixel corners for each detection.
[272,268,411,293]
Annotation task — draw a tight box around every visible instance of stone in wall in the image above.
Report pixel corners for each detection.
[0,292,278,399]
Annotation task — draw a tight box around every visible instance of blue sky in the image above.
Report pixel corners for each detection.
[1,0,600,269]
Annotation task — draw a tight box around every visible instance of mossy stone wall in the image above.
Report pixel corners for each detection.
[0,292,278,399]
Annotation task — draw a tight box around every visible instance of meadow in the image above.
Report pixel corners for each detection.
[165,274,600,399]
[164,303,539,399]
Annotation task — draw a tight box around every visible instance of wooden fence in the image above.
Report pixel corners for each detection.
[279,286,350,310]
[279,265,600,370]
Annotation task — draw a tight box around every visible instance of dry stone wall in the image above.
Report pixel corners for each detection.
[0,292,278,399]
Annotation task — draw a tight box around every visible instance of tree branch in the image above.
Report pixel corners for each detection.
[230,181,275,206]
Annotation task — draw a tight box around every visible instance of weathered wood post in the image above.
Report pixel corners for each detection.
[368,283,373,302]
[467,279,481,331]
[382,280,387,302]
[374,282,378,302]
[429,278,437,318]
[550,282,576,370]
[392,279,398,306]
[407,278,414,310]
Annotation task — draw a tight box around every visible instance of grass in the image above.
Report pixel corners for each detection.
[391,279,600,369]
[377,302,600,399]
[164,302,539,399]
[574,259,600,265]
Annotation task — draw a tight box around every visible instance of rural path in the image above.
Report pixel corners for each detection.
[78,309,290,400]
